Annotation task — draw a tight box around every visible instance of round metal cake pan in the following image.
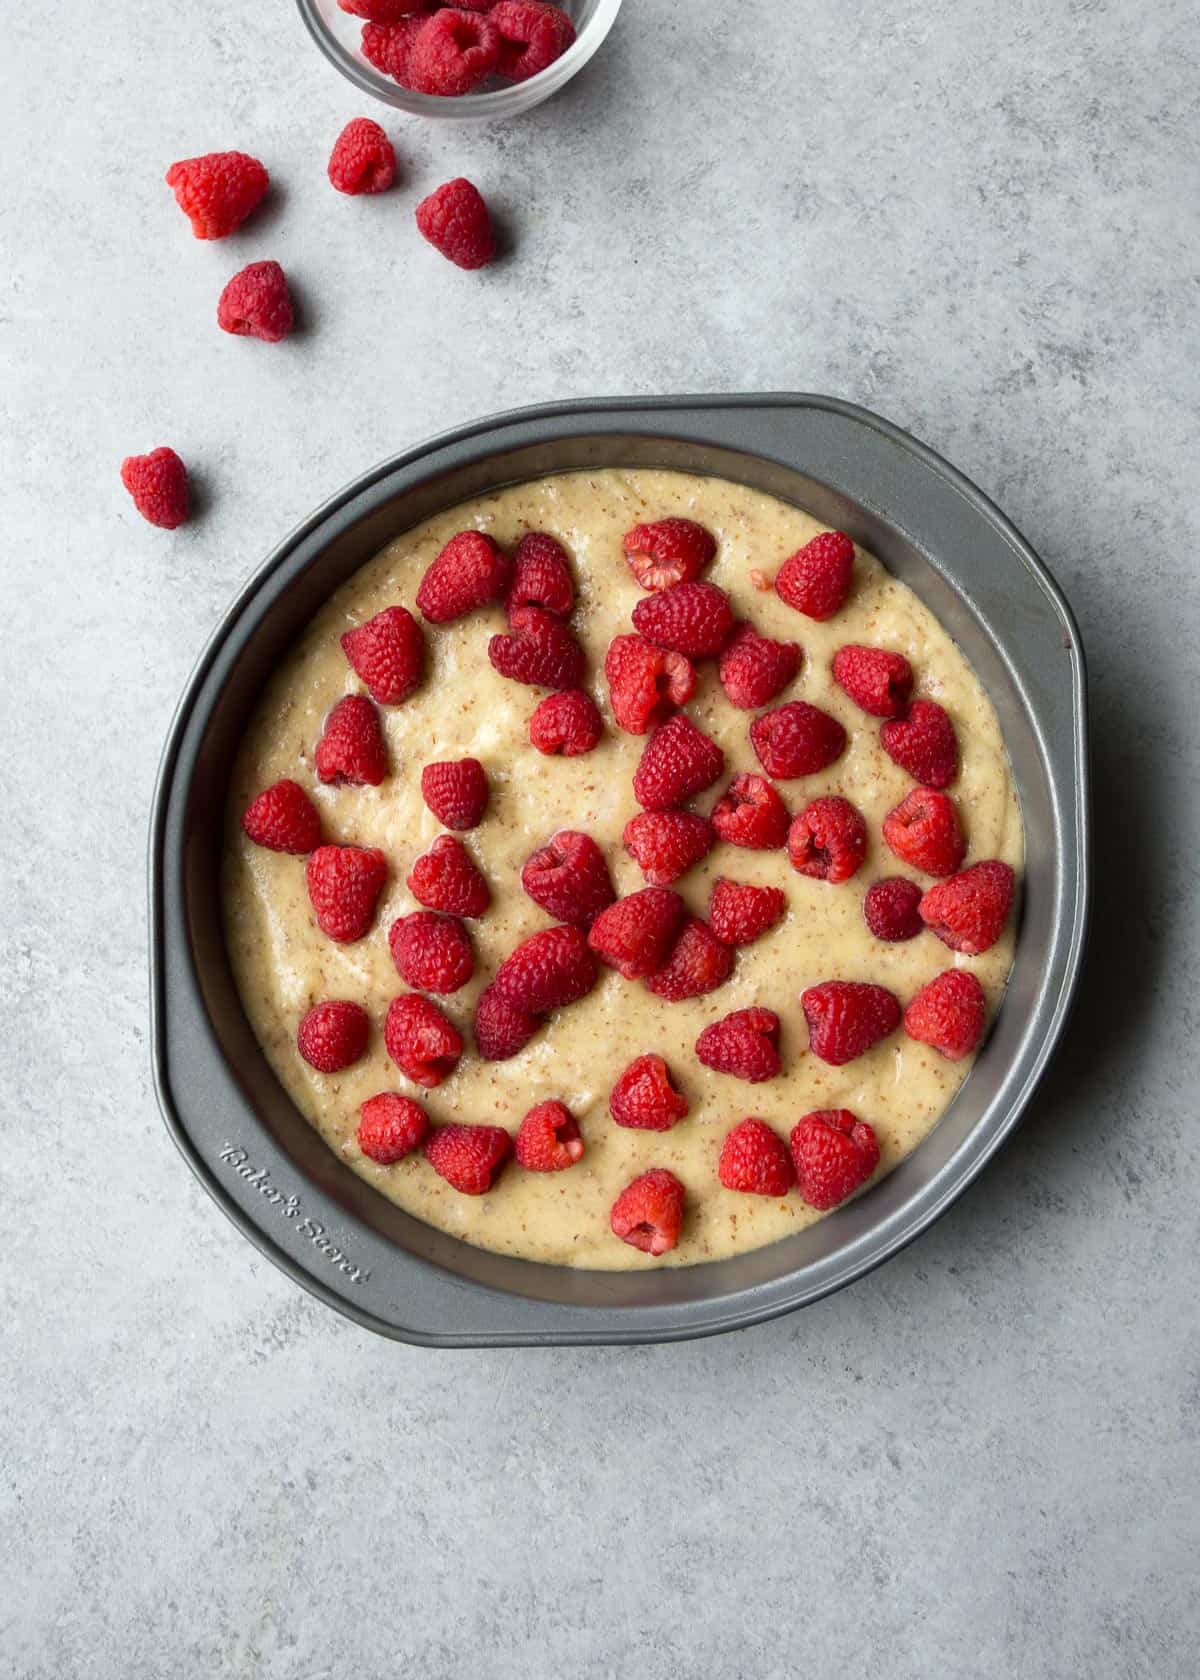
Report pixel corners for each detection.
[149,394,1090,1347]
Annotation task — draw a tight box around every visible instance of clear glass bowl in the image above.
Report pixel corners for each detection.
[297,0,623,121]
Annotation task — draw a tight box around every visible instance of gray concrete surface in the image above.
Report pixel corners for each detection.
[3,1,1198,1675]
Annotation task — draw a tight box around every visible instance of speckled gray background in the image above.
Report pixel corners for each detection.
[3,1,1198,1674]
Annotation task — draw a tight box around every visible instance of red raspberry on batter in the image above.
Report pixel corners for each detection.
[389,911,474,992]
[360,16,427,85]
[474,982,539,1060]
[588,887,686,978]
[165,151,269,239]
[417,530,510,621]
[339,0,428,21]
[832,643,913,718]
[695,1007,781,1083]
[644,917,733,1001]
[882,788,965,877]
[610,1168,685,1255]
[710,773,789,850]
[904,969,987,1061]
[718,1118,795,1196]
[750,700,846,779]
[489,605,584,690]
[216,261,293,342]
[341,606,424,705]
[802,981,901,1065]
[426,1123,511,1195]
[604,633,695,735]
[120,447,189,529]
[508,531,574,618]
[492,0,576,81]
[717,622,801,709]
[297,1000,369,1073]
[493,924,598,1013]
[790,1109,880,1210]
[420,757,489,829]
[918,859,1015,955]
[521,830,614,928]
[314,694,387,786]
[862,877,924,942]
[408,9,499,94]
[415,177,496,268]
[609,1055,689,1131]
[383,992,464,1087]
[515,1100,584,1171]
[327,116,397,194]
[774,530,855,621]
[631,581,735,659]
[633,714,724,810]
[357,1091,430,1164]
[305,844,388,942]
[708,877,786,946]
[880,699,960,789]
[529,689,602,755]
[407,833,490,916]
[241,780,322,854]
[621,516,716,591]
[787,796,868,883]
[623,810,714,886]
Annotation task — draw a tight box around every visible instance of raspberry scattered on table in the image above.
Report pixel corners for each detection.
[416,176,497,268]
[165,150,269,239]
[120,447,189,529]
[217,261,294,343]
[327,116,398,195]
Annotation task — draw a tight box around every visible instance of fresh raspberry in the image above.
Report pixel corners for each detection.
[407,9,499,94]
[918,860,1015,955]
[297,1000,369,1073]
[862,877,923,942]
[508,531,574,618]
[610,1169,685,1255]
[790,1109,880,1210]
[383,992,464,1087]
[327,116,397,195]
[216,261,293,342]
[521,830,614,928]
[406,833,490,916]
[604,633,695,735]
[882,788,965,877]
[416,177,496,268]
[631,581,735,659]
[621,517,716,591]
[314,694,387,786]
[623,811,714,886]
[305,844,388,942]
[120,447,189,529]
[832,644,913,718]
[420,757,489,829]
[388,911,474,992]
[417,530,510,621]
[904,969,987,1061]
[473,982,539,1060]
[708,877,786,946]
[492,0,576,81]
[357,1092,430,1163]
[774,530,855,621]
[515,1100,584,1171]
[609,1054,689,1131]
[750,700,846,779]
[880,699,960,789]
[587,886,686,978]
[710,773,789,850]
[165,151,269,240]
[717,622,801,709]
[529,689,602,755]
[241,779,321,854]
[493,924,598,1013]
[632,714,724,810]
[801,981,901,1065]
[644,917,733,1001]
[786,796,868,883]
[425,1123,511,1195]
[489,606,584,690]
[340,606,425,705]
[695,1007,781,1083]
[339,0,428,20]
[718,1118,795,1196]
[360,16,427,85]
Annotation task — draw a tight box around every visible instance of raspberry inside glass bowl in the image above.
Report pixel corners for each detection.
[297,0,623,120]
